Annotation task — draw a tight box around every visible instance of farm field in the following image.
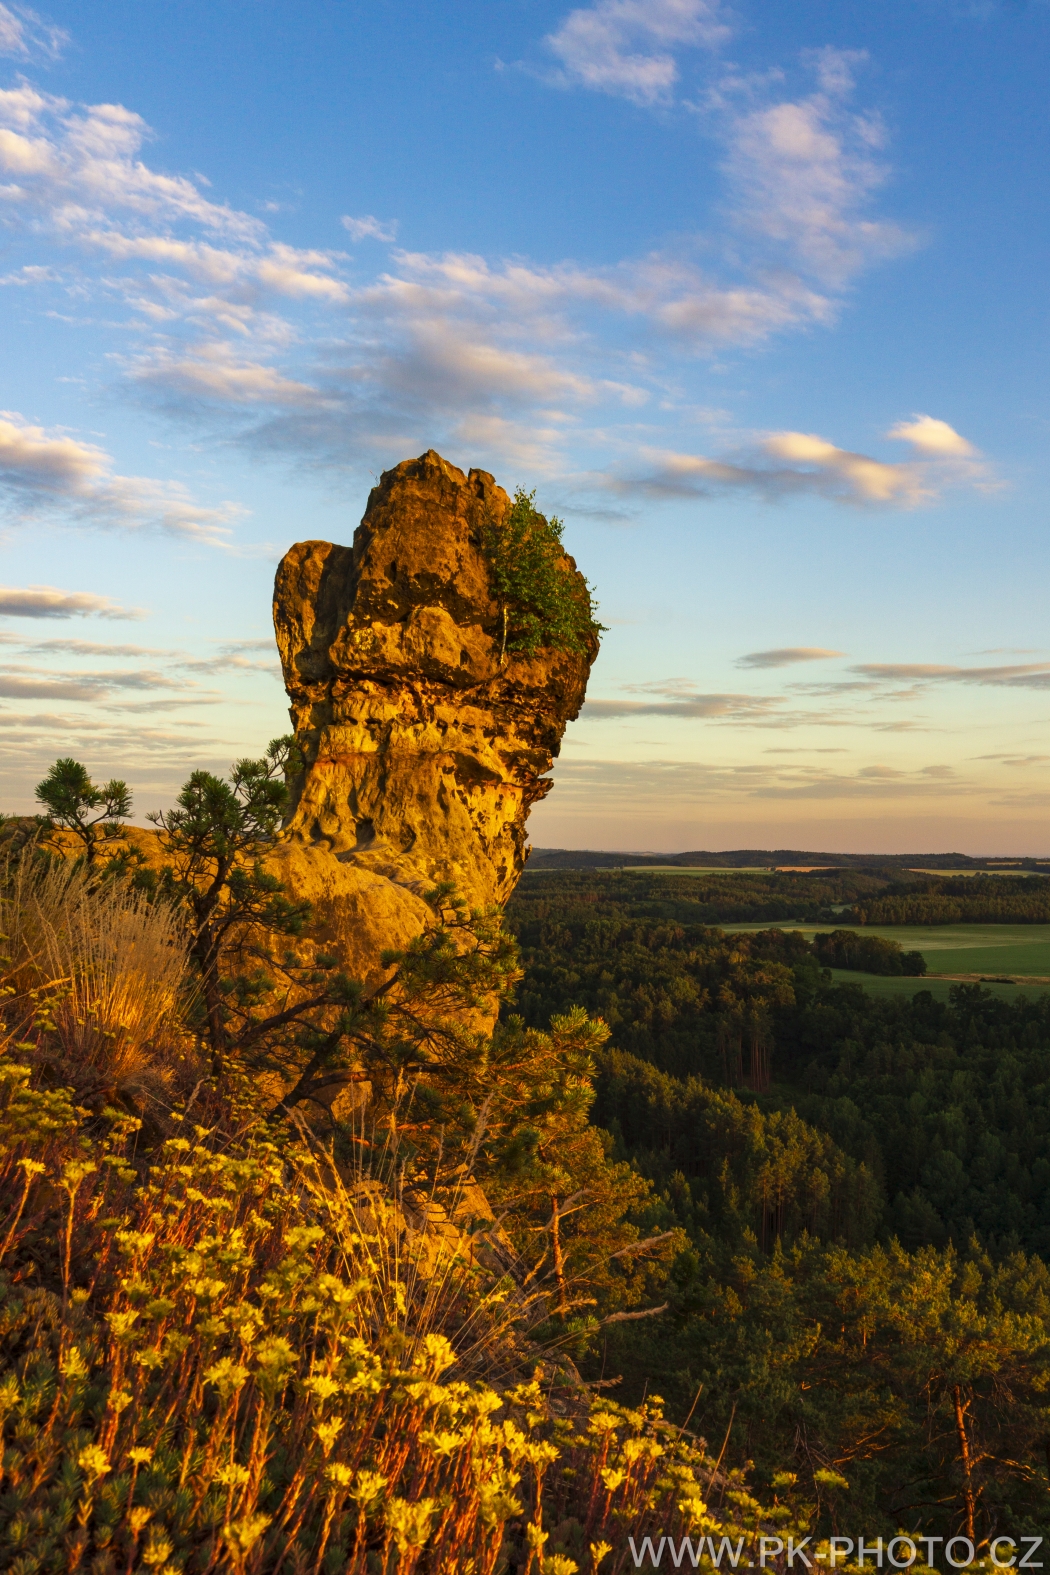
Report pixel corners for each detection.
[619,865,779,874]
[724,921,1050,979]
[826,969,1042,1002]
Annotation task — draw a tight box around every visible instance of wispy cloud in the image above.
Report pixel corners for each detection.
[544,0,729,106]
[0,58,927,489]
[605,417,985,507]
[0,84,347,302]
[738,646,844,669]
[0,411,244,543]
[0,661,201,702]
[717,48,917,290]
[0,4,67,62]
[543,754,975,807]
[0,585,144,619]
[584,691,785,720]
[341,213,397,243]
[12,638,172,657]
[0,54,972,520]
[854,661,1050,690]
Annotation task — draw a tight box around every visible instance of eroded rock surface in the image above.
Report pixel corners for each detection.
[270,450,596,977]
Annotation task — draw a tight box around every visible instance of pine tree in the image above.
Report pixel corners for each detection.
[34,758,131,864]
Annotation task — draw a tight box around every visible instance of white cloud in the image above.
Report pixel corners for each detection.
[0,4,67,61]
[719,48,917,289]
[854,661,1050,690]
[888,414,976,456]
[763,430,924,503]
[738,647,845,668]
[612,432,928,506]
[21,637,172,656]
[0,72,960,515]
[0,411,244,544]
[584,692,785,719]
[131,344,321,409]
[0,662,193,701]
[545,0,729,106]
[0,585,144,619]
[342,213,397,242]
[0,87,347,306]
[0,410,107,491]
[536,755,977,809]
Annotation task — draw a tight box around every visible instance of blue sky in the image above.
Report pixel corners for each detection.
[1,0,1049,854]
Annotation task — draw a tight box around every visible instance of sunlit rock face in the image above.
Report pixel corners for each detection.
[269,449,596,976]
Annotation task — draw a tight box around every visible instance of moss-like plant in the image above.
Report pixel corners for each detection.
[481,488,604,666]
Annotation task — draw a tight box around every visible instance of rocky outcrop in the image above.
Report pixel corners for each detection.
[269,450,596,979]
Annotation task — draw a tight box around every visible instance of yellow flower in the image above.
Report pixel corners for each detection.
[225,1513,272,1555]
[203,1357,250,1398]
[60,1347,90,1381]
[349,1469,386,1508]
[386,1496,436,1553]
[140,1527,173,1568]
[78,1445,111,1483]
[314,1417,344,1456]
[215,1463,251,1486]
[303,1373,341,1401]
[106,1310,140,1338]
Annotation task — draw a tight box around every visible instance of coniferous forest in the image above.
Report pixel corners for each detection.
[3,784,1050,1571]
[505,870,1050,1552]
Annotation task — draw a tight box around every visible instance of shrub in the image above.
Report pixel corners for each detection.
[481,488,604,665]
[811,928,927,976]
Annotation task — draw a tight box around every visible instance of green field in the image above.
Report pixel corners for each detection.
[724,921,1050,980]
[619,865,778,874]
[826,970,1044,1003]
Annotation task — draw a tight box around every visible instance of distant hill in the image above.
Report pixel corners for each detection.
[525,847,1050,873]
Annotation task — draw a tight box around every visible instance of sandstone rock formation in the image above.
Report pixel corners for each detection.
[270,450,597,979]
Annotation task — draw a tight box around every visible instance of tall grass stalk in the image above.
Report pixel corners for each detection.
[1,847,192,1094]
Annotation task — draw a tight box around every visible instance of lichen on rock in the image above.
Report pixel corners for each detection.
[270,449,597,976]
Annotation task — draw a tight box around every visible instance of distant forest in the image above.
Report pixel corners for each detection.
[504,870,1050,1536]
[515,864,1050,924]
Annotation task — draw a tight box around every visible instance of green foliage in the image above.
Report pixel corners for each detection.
[595,1049,883,1254]
[480,1009,681,1341]
[0,1064,801,1572]
[510,869,1050,1540]
[853,873,1050,925]
[480,487,603,664]
[812,928,927,975]
[143,737,318,1072]
[505,900,808,1080]
[14,782,1050,1557]
[611,1234,1050,1546]
[783,981,1050,1258]
[512,866,891,926]
[34,758,131,864]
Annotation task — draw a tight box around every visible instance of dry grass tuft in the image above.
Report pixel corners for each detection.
[1,848,194,1100]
